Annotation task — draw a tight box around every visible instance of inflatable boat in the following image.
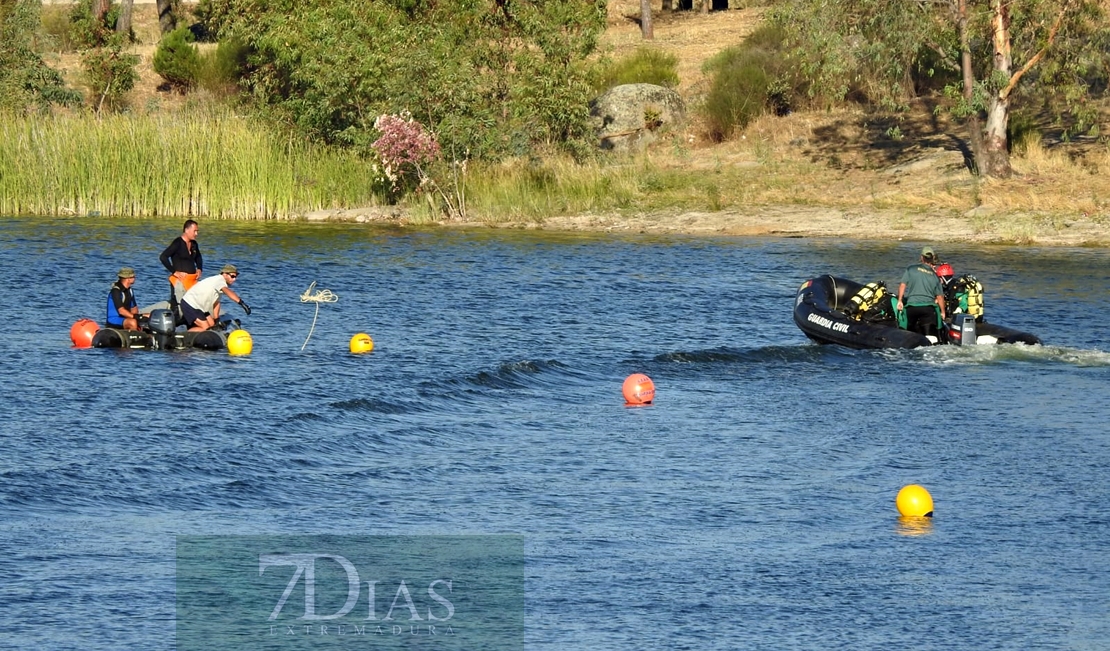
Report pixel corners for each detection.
[794,275,1040,349]
[90,308,237,351]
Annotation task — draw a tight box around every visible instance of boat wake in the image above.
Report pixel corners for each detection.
[900,343,1110,367]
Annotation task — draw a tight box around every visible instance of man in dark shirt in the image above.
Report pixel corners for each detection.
[107,267,145,330]
[160,219,203,293]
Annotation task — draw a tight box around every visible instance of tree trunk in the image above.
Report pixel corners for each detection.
[983,0,1013,178]
[116,0,134,37]
[957,0,985,175]
[156,0,175,34]
[662,0,675,11]
[700,0,710,14]
[92,0,110,22]
[640,0,654,39]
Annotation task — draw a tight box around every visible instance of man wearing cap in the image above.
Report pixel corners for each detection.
[106,267,145,330]
[180,264,251,331]
[897,247,946,338]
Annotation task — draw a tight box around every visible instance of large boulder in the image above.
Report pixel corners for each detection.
[589,83,686,152]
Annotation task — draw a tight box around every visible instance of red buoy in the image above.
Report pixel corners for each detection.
[70,319,99,348]
[622,373,655,405]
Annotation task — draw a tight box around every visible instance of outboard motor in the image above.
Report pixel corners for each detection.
[951,313,977,346]
[147,309,177,350]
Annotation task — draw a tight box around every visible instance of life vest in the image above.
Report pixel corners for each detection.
[947,274,984,320]
[845,281,892,322]
[106,283,135,328]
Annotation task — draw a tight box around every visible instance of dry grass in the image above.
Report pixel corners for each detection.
[599,1,1110,232]
[982,141,1110,217]
[600,1,765,100]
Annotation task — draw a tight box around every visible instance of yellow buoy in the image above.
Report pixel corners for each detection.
[227,329,253,356]
[896,484,934,517]
[350,333,374,354]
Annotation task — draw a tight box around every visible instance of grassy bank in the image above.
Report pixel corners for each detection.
[4,109,1109,238]
[0,113,381,219]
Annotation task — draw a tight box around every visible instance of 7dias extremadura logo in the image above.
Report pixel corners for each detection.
[261,553,455,637]
[176,535,523,651]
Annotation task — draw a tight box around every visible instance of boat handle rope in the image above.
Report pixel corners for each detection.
[300,281,339,351]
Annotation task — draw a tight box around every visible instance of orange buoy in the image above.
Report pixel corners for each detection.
[70,319,99,348]
[622,373,655,405]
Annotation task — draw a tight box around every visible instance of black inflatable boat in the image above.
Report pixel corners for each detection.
[793,275,1040,349]
[92,308,235,351]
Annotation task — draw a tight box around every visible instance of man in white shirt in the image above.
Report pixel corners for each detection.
[180,264,251,331]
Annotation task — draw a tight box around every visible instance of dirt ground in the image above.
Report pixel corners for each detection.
[522,207,1110,246]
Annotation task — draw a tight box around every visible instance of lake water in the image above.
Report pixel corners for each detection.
[1,217,1108,650]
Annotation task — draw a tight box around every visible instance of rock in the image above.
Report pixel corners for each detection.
[300,206,404,222]
[589,83,686,152]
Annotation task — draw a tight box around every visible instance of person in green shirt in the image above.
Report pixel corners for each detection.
[896,247,946,337]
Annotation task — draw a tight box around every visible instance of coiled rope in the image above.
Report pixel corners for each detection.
[300,281,338,351]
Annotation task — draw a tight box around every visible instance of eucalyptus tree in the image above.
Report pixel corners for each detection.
[772,0,1107,177]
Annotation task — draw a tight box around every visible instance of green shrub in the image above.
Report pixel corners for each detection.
[192,0,235,42]
[700,25,793,142]
[198,37,248,96]
[594,47,679,94]
[2,0,82,111]
[68,0,116,49]
[154,27,201,91]
[39,5,80,53]
[83,40,139,112]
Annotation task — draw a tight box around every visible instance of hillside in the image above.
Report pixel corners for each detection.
[588,2,1110,245]
[37,1,1110,244]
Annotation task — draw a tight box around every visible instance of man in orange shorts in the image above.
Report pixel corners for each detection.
[160,219,203,296]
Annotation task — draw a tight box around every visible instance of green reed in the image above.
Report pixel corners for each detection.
[0,113,383,219]
[444,155,646,222]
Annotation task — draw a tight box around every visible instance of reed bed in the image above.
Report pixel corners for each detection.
[456,156,645,221]
[0,113,382,219]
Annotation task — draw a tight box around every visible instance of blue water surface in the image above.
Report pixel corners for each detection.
[0,217,1108,650]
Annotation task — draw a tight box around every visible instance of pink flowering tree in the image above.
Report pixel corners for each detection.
[371,112,466,219]
[371,113,441,196]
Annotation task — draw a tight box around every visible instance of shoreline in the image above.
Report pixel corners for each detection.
[301,205,1110,247]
